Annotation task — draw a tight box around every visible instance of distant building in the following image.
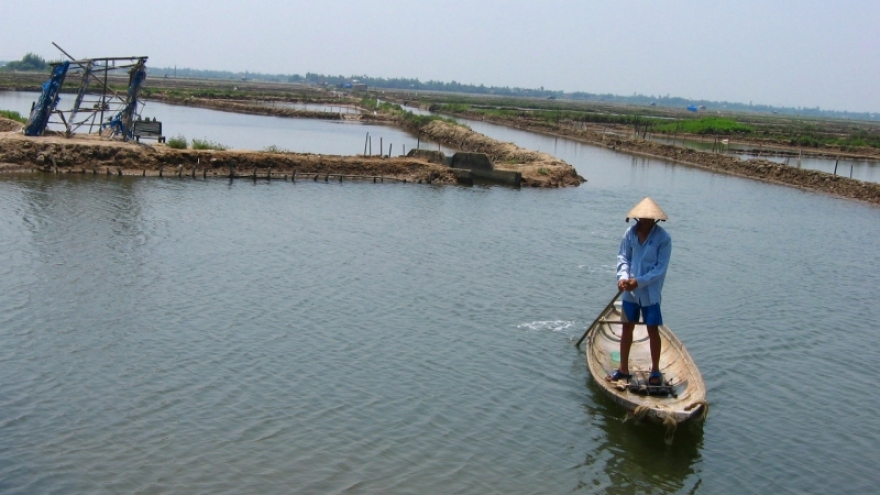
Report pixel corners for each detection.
[352,83,368,91]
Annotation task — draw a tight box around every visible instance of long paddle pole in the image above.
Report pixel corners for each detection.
[575,289,623,348]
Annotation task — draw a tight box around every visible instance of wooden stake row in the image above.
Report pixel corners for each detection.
[41,166,432,184]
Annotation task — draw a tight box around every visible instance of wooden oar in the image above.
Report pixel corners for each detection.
[575,289,623,348]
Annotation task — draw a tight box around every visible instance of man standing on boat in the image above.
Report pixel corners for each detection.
[607,197,671,386]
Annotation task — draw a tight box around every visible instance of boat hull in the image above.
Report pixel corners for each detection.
[586,303,707,424]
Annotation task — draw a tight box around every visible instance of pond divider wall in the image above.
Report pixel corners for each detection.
[406,149,521,187]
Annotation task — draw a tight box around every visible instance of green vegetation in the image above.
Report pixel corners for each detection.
[140,86,340,105]
[360,97,463,131]
[653,117,754,135]
[166,134,188,149]
[143,87,248,100]
[417,93,880,151]
[1,53,49,72]
[787,129,880,151]
[0,110,27,123]
[191,138,228,150]
[435,103,470,114]
[399,111,461,130]
[262,145,291,153]
[432,102,659,128]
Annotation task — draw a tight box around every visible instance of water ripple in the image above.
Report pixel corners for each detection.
[0,171,878,494]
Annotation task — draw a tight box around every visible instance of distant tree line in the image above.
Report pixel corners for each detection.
[0,53,49,72]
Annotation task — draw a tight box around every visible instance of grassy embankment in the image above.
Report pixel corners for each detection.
[0,110,26,123]
[358,97,462,134]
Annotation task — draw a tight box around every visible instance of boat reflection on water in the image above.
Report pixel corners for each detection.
[580,378,705,493]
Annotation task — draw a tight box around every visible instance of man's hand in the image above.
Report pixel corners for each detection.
[618,278,638,291]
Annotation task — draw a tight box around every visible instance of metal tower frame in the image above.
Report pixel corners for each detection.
[24,43,149,140]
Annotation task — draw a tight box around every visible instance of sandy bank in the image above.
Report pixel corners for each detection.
[0,130,457,184]
[0,131,568,187]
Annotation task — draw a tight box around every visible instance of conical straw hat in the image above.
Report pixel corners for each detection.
[626,197,668,221]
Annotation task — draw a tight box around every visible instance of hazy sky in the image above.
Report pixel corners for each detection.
[3,0,878,112]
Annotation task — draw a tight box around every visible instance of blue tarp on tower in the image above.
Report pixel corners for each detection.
[103,61,147,140]
[24,61,70,136]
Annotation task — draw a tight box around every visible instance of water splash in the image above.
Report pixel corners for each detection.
[517,320,575,332]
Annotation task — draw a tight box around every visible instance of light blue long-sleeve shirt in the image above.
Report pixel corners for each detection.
[616,223,672,306]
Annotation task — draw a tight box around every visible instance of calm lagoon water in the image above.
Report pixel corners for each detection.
[0,91,455,156]
[1,96,880,494]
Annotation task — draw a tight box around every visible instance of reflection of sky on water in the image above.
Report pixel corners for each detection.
[0,91,456,156]
[250,101,361,114]
[139,100,458,155]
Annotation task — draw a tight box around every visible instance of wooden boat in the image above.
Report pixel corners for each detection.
[584,300,707,429]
